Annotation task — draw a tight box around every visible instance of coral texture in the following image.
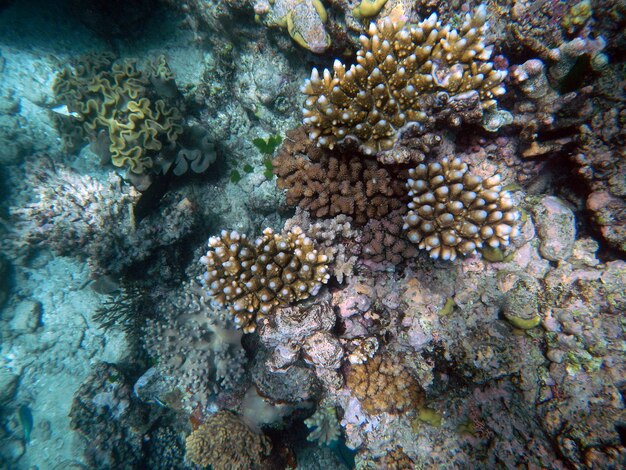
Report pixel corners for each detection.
[301,5,506,159]
[273,127,408,225]
[403,157,519,260]
[185,411,271,469]
[200,226,330,332]
[305,406,341,445]
[142,282,246,409]
[360,208,418,265]
[346,353,424,415]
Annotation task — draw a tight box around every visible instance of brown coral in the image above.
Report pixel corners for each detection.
[273,127,408,225]
[403,157,519,261]
[185,411,271,470]
[360,208,418,265]
[200,226,330,332]
[346,353,424,415]
[301,5,506,160]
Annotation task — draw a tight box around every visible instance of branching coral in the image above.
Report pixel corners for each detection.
[305,406,341,445]
[273,127,409,224]
[185,410,271,469]
[200,226,331,332]
[301,5,507,160]
[403,157,519,261]
[346,353,424,415]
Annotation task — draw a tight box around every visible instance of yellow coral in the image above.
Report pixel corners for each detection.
[301,5,507,158]
[186,411,271,470]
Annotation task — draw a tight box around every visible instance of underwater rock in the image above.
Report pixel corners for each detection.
[7,300,42,333]
[0,369,19,405]
[532,196,576,261]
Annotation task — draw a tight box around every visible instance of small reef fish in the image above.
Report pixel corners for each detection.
[18,405,33,444]
[50,104,80,119]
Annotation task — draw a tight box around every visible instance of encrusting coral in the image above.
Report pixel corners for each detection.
[273,127,409,224]
[403,157,519,261]
[346,353,424,415]
[200,226,331,332]
[253,0,331,53]
[301,5,507,161]
[185,410,271,470]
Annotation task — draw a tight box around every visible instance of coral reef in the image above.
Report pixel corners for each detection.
[253,0,331,53]
[200,226,331,332]
[301,5,507,159]
[360,208,418,266]
[346,353,424,415]
[283,209,360,283]
[273,127,409,224]
[10,160,194,276]
[185,410,271,469]
[68,363,164,468]
[403,157,519,261]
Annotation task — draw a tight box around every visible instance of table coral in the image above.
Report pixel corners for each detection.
[200,226,330,332]
[253,0,331,53]
[301,5,507,160]
[403,157,519,261]
[185,410,271,469]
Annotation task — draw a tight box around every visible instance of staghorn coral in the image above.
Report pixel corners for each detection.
[200,226,331,332]
[53,53,215,186]
[10,160,194,276]
[346,353,424,415]
[253,0,331,53]
[185,410,271,470]
[301,5,507,161]
[403,157,519,261]
[273,127,408,225]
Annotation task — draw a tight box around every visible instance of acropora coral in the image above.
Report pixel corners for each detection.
[301,5,507,160]
[185,410,271,469]
[403,157,519,261]
[200,226,331,332]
